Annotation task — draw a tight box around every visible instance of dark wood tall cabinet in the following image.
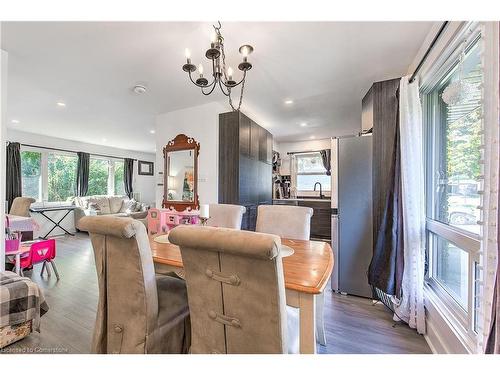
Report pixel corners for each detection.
[219,111,273,230]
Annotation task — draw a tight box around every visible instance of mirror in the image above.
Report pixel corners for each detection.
[167,150,195,201]
[163,134,200,211]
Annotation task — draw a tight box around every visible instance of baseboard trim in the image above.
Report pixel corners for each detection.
[424,333,438,354]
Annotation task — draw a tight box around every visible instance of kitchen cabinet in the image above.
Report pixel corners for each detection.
[219,111,274,230]
[272,199,331,241]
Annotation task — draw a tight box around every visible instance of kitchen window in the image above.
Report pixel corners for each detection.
[294,152,331,193]
[422,32,482,342]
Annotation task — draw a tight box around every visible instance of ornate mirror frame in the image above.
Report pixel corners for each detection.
[162,134,200,212]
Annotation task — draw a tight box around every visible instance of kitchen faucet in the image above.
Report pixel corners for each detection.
[314,182,324,199]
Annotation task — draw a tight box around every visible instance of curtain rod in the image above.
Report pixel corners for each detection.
[409,21,449,84]
[286,149,327,155]
[7,141,138,161]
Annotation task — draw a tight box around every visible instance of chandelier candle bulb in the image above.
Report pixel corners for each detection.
[210,32,217,48]
[198,64,204,76]
[227,67,233,80]
[185,48,191,64]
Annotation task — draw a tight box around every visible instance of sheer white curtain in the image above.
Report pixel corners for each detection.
[394,76,426,334]
[479,22,499,353]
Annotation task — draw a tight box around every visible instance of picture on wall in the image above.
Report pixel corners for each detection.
[138,160,154,175]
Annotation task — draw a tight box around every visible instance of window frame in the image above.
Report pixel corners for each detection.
[47,150,78,203]
[292,151,331,195]
[20,147,43,202]
[422,25,483,346]
[20,146,126,203]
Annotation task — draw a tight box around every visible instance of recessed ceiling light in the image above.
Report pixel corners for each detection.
[56,102,66,107]
[300,122,307,127]
[150,129,156,134]
[309,135,315,140]
[284,99,294,105]
[133,84,147,95]
[11,119,20,124]
[102,138,107,143]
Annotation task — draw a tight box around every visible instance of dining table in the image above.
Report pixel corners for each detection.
[149,235,334,354]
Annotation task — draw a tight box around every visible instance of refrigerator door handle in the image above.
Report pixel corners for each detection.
[330,214,339,292]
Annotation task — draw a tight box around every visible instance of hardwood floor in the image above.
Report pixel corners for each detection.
[3,233,430,354]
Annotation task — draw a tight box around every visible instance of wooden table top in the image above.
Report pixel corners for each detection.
[150,236,334,294]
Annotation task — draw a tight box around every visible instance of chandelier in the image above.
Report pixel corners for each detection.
[182,21,254,111]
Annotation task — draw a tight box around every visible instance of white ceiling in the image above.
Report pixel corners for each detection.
[1,21,433,152]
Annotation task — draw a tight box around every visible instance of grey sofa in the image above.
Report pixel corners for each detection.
[73,195,149,230]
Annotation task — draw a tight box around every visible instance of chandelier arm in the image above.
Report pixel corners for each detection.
[201,79,218,96]
[220,74,246,88]
[188,71,216,88]
[218,78,230,97]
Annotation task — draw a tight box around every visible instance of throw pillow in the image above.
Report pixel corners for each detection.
[89,202,101,213]
[119,198,137,214]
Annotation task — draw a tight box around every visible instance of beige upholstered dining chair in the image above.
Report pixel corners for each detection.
[9,197,36,217]
[255,204,327,346]
[207,203,246,229]
[169,225,299,354]
[79,216,191,354]
[255,205,314,240]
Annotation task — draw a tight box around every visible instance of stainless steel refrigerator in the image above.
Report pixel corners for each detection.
[330,135,373,298]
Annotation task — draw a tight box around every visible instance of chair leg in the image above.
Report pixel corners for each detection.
[45,261,52,277]
[40,261,46,277]
[50,260,60,280]
[315,292,327,346]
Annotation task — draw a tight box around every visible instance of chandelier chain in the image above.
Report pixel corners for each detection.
[216,22,245,112]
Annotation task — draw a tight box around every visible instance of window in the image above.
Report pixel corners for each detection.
[423,34,482,342]
[19,147,128,202]
[21,150,42,201]
[430,233,469,308]
[48,153,78,202]
[88,158,110,196]
[294,152,331,192]
[114,160,125,196]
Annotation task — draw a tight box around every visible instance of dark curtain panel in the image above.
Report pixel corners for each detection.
[124,158,134,198]
[368,92,404,298]
[76,152,90,197]
[6,142,22,211]
[320,149,332,176]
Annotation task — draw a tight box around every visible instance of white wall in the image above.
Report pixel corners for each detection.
[155,101,226,208]
[6,129,156,237]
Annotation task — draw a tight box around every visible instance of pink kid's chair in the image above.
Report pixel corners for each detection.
[16,239,59,280]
